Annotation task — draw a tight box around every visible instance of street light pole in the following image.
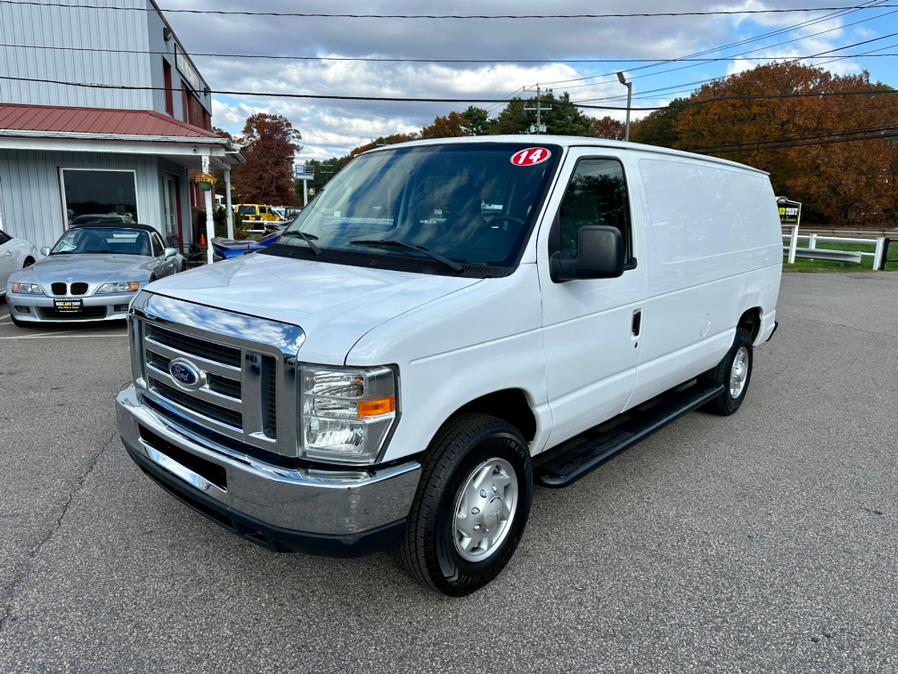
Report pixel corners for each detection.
[617,71,632,142]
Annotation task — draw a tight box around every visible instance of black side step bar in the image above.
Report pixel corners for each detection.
[534,382,725,488]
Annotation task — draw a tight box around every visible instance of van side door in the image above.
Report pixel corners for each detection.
[537,149,646,448]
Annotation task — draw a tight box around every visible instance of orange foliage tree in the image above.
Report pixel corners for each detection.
[232,113,302,205]
[591,116,626,140]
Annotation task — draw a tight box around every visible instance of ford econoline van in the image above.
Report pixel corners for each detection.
[117,136,781,595]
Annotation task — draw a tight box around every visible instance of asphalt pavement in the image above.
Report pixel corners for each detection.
[1,273,897,673]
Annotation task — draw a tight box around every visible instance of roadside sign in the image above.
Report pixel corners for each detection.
[776,196,802,226]
[294,162,315,180]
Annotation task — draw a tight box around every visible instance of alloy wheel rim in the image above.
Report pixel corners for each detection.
[729,346,749,399]
[452,457,519,563]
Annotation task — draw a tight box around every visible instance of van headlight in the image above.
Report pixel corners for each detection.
[300,365,397,464]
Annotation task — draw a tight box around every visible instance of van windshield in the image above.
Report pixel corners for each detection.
[264,143,560,277]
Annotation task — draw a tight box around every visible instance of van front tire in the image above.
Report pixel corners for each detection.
[701,327,753,415]
[400,413,533,596]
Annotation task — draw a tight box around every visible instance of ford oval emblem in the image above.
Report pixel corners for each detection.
[168,357,206,390]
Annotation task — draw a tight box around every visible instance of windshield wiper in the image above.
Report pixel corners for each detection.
[350,239,464,273]
[281,230,322,255]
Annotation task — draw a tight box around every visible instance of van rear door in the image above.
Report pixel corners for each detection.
[536,148,646,448]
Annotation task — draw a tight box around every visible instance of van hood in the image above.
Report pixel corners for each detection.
[145,253,481,363]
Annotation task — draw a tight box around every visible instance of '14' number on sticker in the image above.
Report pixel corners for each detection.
[511,147,551,166]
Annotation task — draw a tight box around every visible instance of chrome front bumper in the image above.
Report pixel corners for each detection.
[8,291,136,322]
[116,383,421,553]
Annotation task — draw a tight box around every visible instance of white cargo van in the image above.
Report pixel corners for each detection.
[116,136,781,595]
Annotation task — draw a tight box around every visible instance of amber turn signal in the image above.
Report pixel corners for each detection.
[357,396,396,418]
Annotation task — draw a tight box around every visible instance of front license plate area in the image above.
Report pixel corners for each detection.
[54,298,83,313]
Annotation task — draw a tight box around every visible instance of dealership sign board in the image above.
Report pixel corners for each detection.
[776,196,802,226]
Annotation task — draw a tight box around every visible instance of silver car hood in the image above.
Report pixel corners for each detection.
[20,254,157,285]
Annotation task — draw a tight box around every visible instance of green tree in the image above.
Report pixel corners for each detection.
[491,98,529,134]
[541,93,595,136]
[631,98,688,147]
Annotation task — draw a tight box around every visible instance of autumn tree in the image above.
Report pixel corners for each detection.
[421,106,490,138]
[232,113,302,205]
[671,62,898,224]
[591,116,626,140]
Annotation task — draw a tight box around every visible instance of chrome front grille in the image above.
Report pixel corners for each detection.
[128,292,306,458]
[146,324,242,367]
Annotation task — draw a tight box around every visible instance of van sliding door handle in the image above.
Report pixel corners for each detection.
[632,310,642,337]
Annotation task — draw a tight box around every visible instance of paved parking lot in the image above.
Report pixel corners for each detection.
[1,273,897,673]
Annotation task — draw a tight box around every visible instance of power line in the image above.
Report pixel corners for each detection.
[555,3,894,92]
[622,2,896,85]
[3,41,898,65]
[693,123,898,152]
[573,32,898,104]
[0,74,660,110]
[699,128,898,153]
[627,41,898,104]
[581,42,898,104]
[2,0,898,19]
[2,74,896,110]
[538,0,881,87]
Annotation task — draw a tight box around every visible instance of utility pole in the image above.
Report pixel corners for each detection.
[617,72,633,141]
[524,84,552,134]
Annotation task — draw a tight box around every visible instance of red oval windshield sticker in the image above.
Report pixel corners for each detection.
[510,147,551,166]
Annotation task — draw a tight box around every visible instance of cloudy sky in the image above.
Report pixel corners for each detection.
[160,0,898,160]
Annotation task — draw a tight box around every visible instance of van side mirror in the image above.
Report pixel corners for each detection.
[40,247,51,257]
[550,226,625,282]
[163,247,179,259]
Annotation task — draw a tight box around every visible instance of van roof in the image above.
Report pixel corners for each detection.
[365,134,769,176]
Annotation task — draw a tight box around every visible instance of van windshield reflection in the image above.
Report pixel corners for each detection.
[266,143,560,276]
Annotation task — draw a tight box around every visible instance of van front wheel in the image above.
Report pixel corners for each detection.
[400,413,533,596]
[701,327,753,415]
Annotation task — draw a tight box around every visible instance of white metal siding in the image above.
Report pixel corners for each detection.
[0,0,154,110]
[0,149,162,249]
[0,0,215,115]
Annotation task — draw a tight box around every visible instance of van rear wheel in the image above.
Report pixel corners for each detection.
[400,413,533,596]
[701,327,753,415]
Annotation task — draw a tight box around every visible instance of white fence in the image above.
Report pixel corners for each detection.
[782,225,889,270]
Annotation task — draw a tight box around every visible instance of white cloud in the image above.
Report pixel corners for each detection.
[161,0,891,157]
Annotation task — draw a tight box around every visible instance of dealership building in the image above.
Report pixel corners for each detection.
[0,0,241,251]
